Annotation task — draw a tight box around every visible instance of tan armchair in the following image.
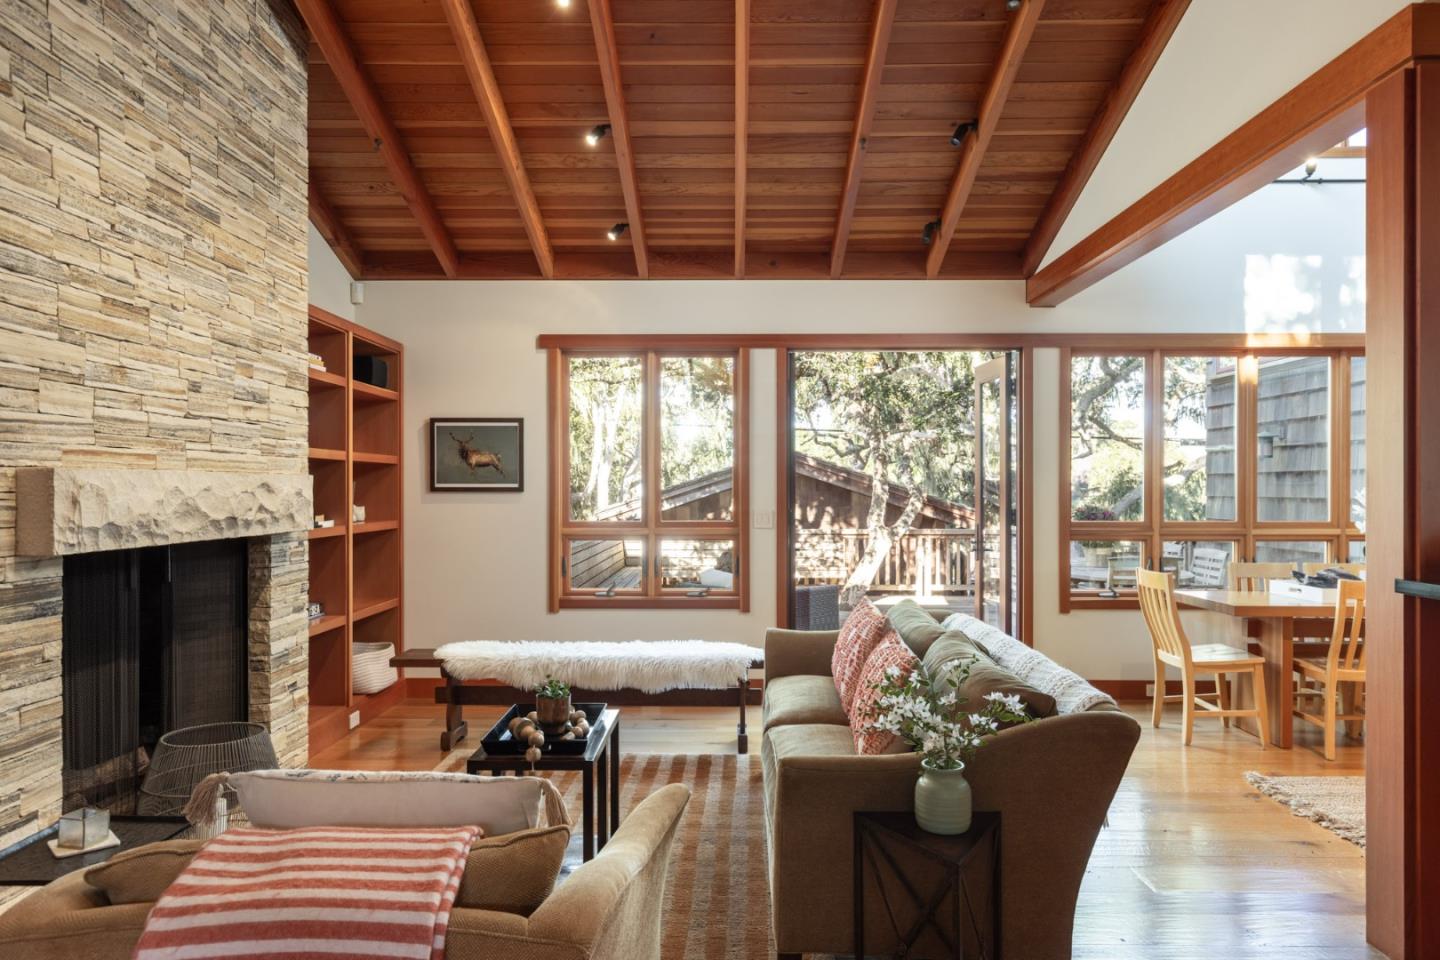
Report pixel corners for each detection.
[0,784,691,960]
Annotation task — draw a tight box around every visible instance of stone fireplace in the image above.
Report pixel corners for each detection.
[11,467,312,826]
[0,0,311,856]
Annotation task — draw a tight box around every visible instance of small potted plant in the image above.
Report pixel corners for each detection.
[861,661,1031,835]
[1074,504,1118,565]
[534,676,573,732]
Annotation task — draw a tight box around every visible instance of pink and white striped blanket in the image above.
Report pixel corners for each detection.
[132,825,482,960]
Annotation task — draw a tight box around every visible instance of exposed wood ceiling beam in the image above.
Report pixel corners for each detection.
[734,0,750,279]
[438,0,554,279]
[308,181,363,279]
[830,0,900,279]
[1026,2,1436,307]
[924,0,1047,279]
[294,0,460,278]
[1020,0,1190,277]
[587,0,650,278]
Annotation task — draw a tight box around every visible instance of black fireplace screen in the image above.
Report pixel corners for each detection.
[62,539,249,812]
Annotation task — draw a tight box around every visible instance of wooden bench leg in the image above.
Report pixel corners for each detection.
[440,671,468,751]
[737,676,749,754]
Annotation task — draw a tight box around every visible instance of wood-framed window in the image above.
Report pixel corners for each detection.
[547,347,749,610]
[1060,345,1365,610]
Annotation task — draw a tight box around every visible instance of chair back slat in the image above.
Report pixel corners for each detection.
[1228,561,1295,592]
[1138,568,1190,665]
[1330,579,1366,671]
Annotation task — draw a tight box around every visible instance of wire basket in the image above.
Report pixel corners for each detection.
[137,722,277,816]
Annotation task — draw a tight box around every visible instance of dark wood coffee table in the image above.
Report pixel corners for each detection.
[467,707,620,862]
[0,815,191,887]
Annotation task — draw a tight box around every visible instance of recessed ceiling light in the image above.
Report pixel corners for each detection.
[557,0,572,8]
[585,123,612,147]
[607,222,629,242]
[1007,0,1021,9]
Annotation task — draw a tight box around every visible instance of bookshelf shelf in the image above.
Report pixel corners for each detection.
[306,305,404,756]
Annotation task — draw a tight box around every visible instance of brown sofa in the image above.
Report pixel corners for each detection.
[0,784,690,960]
[762,610,1140,960]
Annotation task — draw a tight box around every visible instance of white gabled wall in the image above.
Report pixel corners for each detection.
[1043,0,1400,269]
[351,177,1362,682]
[308,222,356,322]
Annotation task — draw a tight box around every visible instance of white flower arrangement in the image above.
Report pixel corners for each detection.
[861,660,1033,770]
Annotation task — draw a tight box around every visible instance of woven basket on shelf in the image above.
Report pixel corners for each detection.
[352,641,398,695]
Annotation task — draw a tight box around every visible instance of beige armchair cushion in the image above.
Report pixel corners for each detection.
[762,675,847,731]
[83,839,205,905]
[457,824,570,914]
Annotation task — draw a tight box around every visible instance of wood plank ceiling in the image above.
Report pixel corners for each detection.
[303,0,1188,280]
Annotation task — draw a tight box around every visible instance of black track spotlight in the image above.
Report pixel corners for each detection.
[921,219,941,246]
[607,222,629,242]
[949,121,976,147]
[1303,156,1319,179]
[585,123,612,147]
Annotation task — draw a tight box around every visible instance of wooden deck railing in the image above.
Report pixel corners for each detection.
[794,527,973,596]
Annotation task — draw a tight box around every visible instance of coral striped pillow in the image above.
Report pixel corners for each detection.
[849,633,920,755]
[830,597,892,715]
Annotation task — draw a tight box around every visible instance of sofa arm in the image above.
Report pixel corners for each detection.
[764,628,840,681]
[0,871,154,960]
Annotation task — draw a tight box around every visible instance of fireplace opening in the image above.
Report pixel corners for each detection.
[61,539,250,812]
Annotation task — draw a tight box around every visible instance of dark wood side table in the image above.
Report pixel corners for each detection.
[853,811,1001,960]
[467,707,621,862]
[0,815,191,887]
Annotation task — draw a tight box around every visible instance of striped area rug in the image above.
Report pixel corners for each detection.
[437,751,776,960]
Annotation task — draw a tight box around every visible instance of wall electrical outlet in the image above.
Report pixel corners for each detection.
[1145,683,1155,698]
[348,710,361,730]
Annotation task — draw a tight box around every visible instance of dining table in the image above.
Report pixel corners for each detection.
[1174,589,1337,749]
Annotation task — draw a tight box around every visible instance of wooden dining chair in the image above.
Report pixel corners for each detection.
[1228,561,1295,592]
[1137,568,1270,747]
[1292,579,1367,760]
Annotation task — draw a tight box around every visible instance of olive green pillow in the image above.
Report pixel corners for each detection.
[885,599,948,657]
[923,634,1056,723]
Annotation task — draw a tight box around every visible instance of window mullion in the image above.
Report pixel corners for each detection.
[1147,349,1164,557]
[643,351,661,596]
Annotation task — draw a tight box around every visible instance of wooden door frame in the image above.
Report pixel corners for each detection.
[774,344,1033,645]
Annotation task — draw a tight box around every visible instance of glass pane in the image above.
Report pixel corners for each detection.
[1162,540,1236,588]
[659,539,736,591]
[1347,540,1366,563]
[568,539,644,593]
[1256,356,1330,522]
[568,356,644,521]
[980,377,1002,626]
[1071,355,1145,522]
[1164,357,1237,521]
[1350,356,1366,531]
[1070,540,1145,592]
[660,356,734,521]
[790,350,985,621]
[1254,540,1327,565]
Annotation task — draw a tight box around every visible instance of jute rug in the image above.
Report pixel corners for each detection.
[1245,772,1366,846]
[437,750,777,959]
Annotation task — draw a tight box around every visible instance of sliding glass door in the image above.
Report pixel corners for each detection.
[783,348,1024,638]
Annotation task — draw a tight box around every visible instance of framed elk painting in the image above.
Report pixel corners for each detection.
[430,418,523,492]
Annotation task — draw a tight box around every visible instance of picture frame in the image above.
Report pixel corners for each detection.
[429,418,524,492]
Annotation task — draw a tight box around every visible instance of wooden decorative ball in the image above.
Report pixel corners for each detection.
[526,711,539,722]
[525,746,541,763]
[569,710,586,724]
[529,729,545,747]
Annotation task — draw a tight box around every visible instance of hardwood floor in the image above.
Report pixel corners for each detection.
[312,699,1375,959]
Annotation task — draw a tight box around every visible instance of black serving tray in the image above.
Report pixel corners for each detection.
[479,702,608,756]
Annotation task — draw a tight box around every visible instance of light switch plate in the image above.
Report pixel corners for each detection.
[753,509,775,529]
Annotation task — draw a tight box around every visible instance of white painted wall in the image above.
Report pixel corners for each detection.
[1043,0,1400,269]
[307,222,355,322]
[348,176,1362,683]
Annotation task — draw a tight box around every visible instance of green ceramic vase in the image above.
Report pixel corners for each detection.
[914,760,972,835]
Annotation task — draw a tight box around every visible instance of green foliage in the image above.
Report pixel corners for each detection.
[792,351,987,505]
[535,676,571,700]
[861,660,1032,769]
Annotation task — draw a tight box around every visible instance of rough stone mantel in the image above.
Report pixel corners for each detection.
[15,467,313,558]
